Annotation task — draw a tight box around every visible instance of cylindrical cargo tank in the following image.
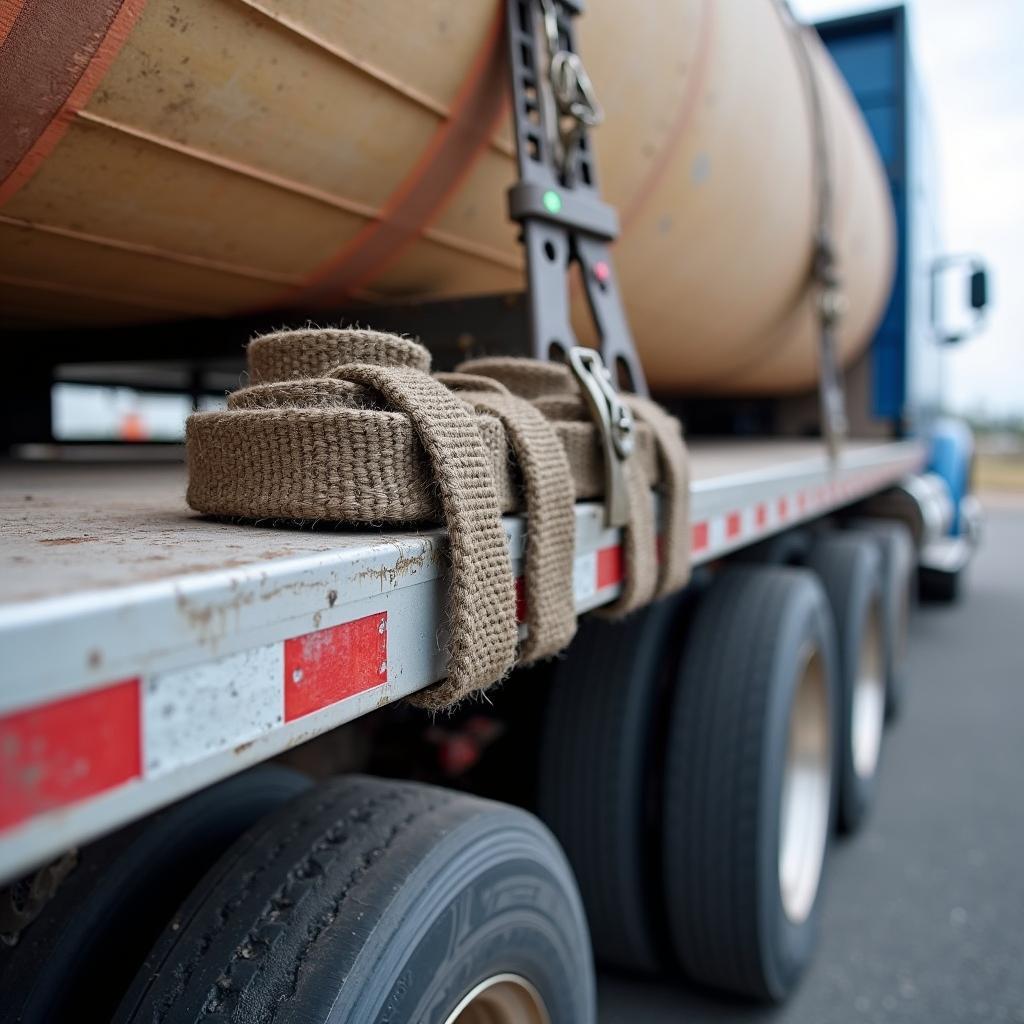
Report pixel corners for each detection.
[0,0,895,394]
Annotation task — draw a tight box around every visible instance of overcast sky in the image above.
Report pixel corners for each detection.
[792,0,1024,419]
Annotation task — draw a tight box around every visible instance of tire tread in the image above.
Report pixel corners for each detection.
[664,567,834,1000]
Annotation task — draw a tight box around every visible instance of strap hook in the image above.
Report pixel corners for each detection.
[539,0,603,179]
[568,346,635,527]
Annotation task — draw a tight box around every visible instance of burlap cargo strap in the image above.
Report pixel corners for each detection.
[435,372,577,664]
[186,329,690,708]
[456,358,691,609]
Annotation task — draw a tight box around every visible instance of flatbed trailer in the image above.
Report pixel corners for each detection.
[0,2,989,1020]
[0,438,924,885]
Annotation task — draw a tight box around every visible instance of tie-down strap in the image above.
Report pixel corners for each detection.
[187,329,690,707]
[435,372,577,665]
[457,357,691,611]
[325,363,520,704]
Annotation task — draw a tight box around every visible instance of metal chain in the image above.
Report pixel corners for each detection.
[539,0,603,179]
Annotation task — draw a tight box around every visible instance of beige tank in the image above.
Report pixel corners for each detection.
[0,0,895,395]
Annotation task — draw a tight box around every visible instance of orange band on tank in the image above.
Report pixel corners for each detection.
[0,0,147,207]
[290,2,509,308]
[0,1,29,48]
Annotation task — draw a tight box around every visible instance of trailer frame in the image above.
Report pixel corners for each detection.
[0,437,924,883]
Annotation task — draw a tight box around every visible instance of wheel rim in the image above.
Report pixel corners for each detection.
[779,644,832,925]
[852,598,886,779]
[444,974,551,1024]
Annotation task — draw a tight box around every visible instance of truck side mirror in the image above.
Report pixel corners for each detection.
[931,255,989,345]
[970,267,988,311]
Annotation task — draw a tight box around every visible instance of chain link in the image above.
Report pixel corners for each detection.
[539,0,603,179]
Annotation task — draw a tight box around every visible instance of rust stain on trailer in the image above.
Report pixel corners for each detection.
[174,586,256,647]
[356,545,439,592]
[257,577,329,603]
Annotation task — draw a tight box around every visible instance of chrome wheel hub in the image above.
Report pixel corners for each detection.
[445,973,550,1024]
[779,645,832,924]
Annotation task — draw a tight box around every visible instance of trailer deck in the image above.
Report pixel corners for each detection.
[0,438,925,882]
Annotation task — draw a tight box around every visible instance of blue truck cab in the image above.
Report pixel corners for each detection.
[817,5,986,596]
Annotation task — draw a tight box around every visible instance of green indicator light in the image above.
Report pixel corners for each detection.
[542,190,563,214]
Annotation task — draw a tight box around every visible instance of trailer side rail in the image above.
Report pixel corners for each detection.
[0,439,925,882]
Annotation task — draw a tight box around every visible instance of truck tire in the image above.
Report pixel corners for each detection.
[536,596,688,974]
[919,563,963,603]
[662,567,838,1001]
[846,519,915,719]
[116,776,594,1024]
[0,764,311,1024]
[807,534,886,833]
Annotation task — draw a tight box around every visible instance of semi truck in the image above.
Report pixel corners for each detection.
[0,2,987,1021]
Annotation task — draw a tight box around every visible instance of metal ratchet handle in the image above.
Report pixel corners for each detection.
[569,346,635,528]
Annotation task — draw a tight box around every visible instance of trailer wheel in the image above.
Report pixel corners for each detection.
[116,776,594,1024]
[846,519,915,719]
[662,567,837,1001]
[536,596,687,974]
[808,534,887,832]
[0,764,310,1024]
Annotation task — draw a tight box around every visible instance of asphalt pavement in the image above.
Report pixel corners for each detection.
[599,496,1024,1024]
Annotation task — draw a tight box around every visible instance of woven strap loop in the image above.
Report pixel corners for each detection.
[457,356,577,400]
[227,377,367,410]
[431,371,577,661]
[327,362,518,706]
[432,371,511,396]
[187,330,692,709]
[250,328,431,383]
[626,395,691,598]
[461,357,679,617]
[594,450,659,617]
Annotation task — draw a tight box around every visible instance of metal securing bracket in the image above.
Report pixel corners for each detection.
[505,0,647,525]
[504,0,647,398]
